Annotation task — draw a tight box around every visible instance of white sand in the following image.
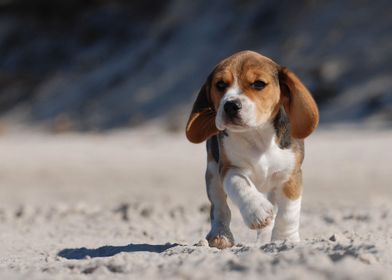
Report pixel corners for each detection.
[0,126,391,279]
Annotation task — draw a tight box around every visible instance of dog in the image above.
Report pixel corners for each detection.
[185,51,319,249]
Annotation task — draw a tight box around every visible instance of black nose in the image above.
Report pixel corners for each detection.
[224,100,242,117]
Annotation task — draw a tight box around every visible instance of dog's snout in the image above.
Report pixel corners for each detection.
[224,100,242,117]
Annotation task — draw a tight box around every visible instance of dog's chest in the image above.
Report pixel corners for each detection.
[222,131,295,192]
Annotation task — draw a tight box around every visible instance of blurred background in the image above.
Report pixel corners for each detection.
[0,0,391,206]
[0,0,390,133]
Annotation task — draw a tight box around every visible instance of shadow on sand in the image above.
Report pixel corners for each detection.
[58,243,179,260]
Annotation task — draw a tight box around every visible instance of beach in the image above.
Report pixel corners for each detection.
[0,126,391,279]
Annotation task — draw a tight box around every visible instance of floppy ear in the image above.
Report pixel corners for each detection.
[279,67,319,139]
[186,77,219,143]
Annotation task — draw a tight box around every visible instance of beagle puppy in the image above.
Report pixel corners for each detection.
[186,51,319,249]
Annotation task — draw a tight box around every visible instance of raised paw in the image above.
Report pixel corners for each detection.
[206,229,234,249]
[240,194,274,229]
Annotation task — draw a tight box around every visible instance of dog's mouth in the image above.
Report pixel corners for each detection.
[226,115,243,125]
[220,115,250,131]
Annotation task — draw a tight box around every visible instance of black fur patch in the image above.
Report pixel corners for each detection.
[209,204,215,221]
[207,135,219,162]
[273,106,291,149]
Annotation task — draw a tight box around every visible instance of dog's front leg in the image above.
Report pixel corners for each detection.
[256,191,277,244]
[223,169,274,230]
[205,161,234,249]
[272,171,302,242]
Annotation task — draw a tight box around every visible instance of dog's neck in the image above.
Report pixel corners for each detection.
[219,105,291,151]
[221,122,277,153]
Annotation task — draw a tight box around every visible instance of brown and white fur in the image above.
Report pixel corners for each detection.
[186,51,319,249]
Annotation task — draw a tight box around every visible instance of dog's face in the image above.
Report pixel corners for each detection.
[211,52,281,132]
[186,51,319,143]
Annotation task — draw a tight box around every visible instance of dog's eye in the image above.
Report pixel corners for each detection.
[251,80,266,90]
[216,81,228,92]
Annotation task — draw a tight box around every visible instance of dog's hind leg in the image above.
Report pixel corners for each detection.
[205,136,234,249]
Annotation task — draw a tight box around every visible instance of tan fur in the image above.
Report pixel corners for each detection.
[283,170,302,200]
[186,83,219,143]
[282,139,304,200]
[279,67,319,139]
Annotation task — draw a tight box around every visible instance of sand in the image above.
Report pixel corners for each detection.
[0,126,391,279]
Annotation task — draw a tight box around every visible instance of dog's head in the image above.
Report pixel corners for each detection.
[186,51,319,143]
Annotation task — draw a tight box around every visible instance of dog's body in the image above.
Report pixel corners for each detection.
[186,51,318,249]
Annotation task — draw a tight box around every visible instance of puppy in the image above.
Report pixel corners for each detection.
[186,51,319,249]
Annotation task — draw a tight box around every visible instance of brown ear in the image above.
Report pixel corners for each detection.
[186,77,219,143]
[279,67,319,139]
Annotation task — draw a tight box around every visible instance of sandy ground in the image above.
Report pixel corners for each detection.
[0,126,391,279]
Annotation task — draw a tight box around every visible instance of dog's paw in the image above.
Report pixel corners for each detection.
[207,235,234,249]
[272,231,300,242]
[240,194,274,229]
[206,229,234,249]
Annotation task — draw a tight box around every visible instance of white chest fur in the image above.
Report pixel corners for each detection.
[222,124,295,193]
